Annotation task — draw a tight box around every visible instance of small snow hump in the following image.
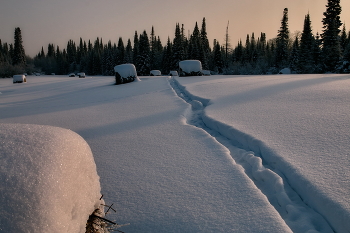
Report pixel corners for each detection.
[190,100,203,111]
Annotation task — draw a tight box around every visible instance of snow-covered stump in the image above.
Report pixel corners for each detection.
[114,64,139,85]
[179,60,203,77]
[0,123,102,233]
[13,75,26,83]
[150,70,161,76]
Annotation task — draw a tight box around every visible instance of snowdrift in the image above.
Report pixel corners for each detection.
[114,64,139,84]
[0,123,102,233]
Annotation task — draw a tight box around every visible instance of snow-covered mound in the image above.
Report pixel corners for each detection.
[150,70,161,76]
[114,64,140,84]
[168,70,178,76]
[13,74,26,83]
[278,68,291,74]
[179,60,202,76]
[0,123,102,233]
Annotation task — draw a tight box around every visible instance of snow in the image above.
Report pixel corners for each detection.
[279,67,292,74]
[13,75,26,83]
[168,70,178,76]
[0,74,348,232]
[202,69,211,76]
[174,74,350,233]
[114,64,139,80]
[150,70,162,76]
[0,123,101,233]
[179,60,202,75]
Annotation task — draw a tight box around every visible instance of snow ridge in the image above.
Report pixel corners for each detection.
[168,77,333,233]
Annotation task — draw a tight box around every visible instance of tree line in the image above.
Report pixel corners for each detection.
[1,0,349,77]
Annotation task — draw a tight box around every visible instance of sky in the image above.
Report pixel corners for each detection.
[1,0,350,57]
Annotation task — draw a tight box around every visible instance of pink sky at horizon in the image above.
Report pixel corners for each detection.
[1,0,349,57]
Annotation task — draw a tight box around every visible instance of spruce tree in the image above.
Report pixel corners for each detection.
[162,37,173,74]
[213,40,223,73]
[150,26,156,70]
[132,31,139,67]
[321,0,342,72]
[116,37,125,65]
[188,22,202,62]
[289,37,300,73]
[200,17,210,69]
[13,27,26,67]
[125,39,133,63]
[172,23,185,70]
[275,8,290,68]
[299,13,316,73]
[137,30,151,75]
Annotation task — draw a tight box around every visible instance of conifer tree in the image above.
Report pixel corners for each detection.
[162,37,173,74]
[67,39,77,72]
[340,25,348,52]
[299,13,316,73]
[150,26,156,70]
[321,0,342,72]
[243,34,250,63]
[116,37,125,65]
[188,22,202,62]
[275,8,290,68]
[132,31,139,66]
[200,18,210,69]
[172,23,185,70]
[213,40,224,73]
[290,37,300,73]
[13,27,26,67]
[125,39,133,63]
[136,30,151,75]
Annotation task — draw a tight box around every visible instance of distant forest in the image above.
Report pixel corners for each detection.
[1,0,350,77]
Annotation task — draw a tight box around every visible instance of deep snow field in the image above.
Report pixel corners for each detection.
[0,74,349,233]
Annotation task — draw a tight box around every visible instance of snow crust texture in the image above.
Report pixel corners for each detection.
[0,123,101,233]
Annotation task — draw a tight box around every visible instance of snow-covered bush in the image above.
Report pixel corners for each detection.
[114,64,139,85]
[201,70,211,76]
[278,68,291,74]
[77,72,85,78]
[168,71,178,76]
[150,70,161,76]
[179,60,202,76]
[0,123,102,233]
[13,74,26,83]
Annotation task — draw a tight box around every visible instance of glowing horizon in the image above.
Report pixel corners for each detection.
[1,0,349,57]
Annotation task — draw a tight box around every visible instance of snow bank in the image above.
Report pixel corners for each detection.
[0,123,102,233]
[179,60,202,76]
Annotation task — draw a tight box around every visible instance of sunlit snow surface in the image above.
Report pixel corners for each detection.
[0,74,348,232]
[174,74,350,233]
[0,123,101,233]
